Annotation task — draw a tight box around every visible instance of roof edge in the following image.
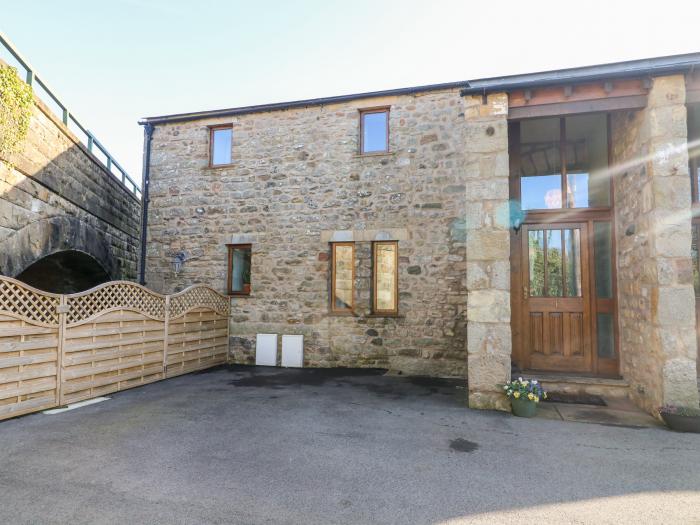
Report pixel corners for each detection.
[140,52,700,126]
[460,52,700,95]
[139,80,468,125]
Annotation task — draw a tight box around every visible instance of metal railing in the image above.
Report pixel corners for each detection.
[0,31,141,199]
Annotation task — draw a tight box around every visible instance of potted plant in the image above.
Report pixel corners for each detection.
[659,405,700,433]
[503,377,546,418]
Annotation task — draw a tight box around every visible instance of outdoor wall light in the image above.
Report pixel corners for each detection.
[171,251,188,274]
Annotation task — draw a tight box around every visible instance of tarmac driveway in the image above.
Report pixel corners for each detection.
[0,365,698,524]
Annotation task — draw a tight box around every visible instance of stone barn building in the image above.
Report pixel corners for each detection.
[140,53,700,414]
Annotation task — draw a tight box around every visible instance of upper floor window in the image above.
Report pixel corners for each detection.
[227,244,251,295]
[516,114,610,211]
[360,108,389,154]
[210,125,233,166]
[373,241,398,315]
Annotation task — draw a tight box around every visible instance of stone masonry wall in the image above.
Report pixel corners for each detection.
[612,74,699,413]
[0,94,140,280]
[146,89,477,377]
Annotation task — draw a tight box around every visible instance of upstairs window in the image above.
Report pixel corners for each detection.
[331,243,354,313]
[210,125,233,166]
[227,244,251,295]
[372,241,398,315]
[517,114,610,211]
[360,108,389,154]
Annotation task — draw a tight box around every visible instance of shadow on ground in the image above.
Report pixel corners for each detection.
[0,365,697,524]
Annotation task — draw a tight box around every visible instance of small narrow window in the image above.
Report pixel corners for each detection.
[360,108,389,154]
[331,243,354,313]
[373,241,398,315]
[210,125,233,166]
[227,244,251,295]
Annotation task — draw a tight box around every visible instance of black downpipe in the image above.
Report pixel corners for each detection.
[138,123,154,285]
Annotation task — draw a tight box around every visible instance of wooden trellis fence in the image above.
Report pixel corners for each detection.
[0,276,230,421]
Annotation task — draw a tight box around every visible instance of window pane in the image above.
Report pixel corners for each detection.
[519,118,561,210]
[594,222,613,298]
[528,230,545,297]
[546,229,563,297]
[212,128,232,165]
[597,312,615,358]
[564,229,582,297]
[333,245,353,310]
[692,225,700,297]
[362,111,388,153]
[374,243,397,312]
[565,114,609,208]
[231,246,251,293]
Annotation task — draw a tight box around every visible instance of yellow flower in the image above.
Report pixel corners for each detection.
[534,397,540,403]
[528,393,534,401]
[513,392,520,399]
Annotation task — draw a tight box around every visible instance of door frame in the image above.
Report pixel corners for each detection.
[509,115,620,377]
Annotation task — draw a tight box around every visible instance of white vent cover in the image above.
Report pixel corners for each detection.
[255,334,278,366]
[281,335,304,368]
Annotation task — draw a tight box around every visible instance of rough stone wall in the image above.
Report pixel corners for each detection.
[146,89,474,377]
[462,94,512,411]
[0,96,140,280]
[612,74,699,413]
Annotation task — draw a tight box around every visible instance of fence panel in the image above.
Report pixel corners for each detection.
[166,287,230,377]
[0,277,231,421]
[61,282,167,404]
[0,278,60,419]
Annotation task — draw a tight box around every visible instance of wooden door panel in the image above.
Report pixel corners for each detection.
[529,312,543,356]
[548,312,563,356]
[569,313,583,357]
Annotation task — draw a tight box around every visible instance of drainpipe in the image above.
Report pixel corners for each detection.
[138,123,154,285]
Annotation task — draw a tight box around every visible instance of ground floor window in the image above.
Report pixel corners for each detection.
[227,244,251,295]
[331,243,354,313]
[373,241,398,315]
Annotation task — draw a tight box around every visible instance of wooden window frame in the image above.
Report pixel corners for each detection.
[372,241,399,316]
[330,242,354,314]
[226,243,251,296]
[209,124,233,167]
[359,107,390,155]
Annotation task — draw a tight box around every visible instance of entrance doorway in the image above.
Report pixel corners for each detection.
[510,114,619,377]
[520,223,591,372]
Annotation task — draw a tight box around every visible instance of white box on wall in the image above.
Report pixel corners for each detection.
[255,334,278,366]
[281,335,304,368]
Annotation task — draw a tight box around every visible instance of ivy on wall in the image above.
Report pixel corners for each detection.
[0,64,33,164]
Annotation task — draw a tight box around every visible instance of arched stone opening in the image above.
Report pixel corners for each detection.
[15,250,110,293]
[0,216,119,287]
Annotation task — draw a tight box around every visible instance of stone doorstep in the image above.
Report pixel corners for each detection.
[514,372,665,428]
[521,371,631,400]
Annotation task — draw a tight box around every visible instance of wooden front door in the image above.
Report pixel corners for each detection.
[520,223,592,373]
